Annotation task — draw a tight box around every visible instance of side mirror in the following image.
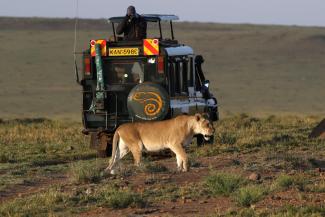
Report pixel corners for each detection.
[204,80,210,89]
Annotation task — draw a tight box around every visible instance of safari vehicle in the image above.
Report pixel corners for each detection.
[75,15,219,156]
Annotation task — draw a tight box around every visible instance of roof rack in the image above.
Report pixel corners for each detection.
[108,14,179,23]
[108,14,179,41]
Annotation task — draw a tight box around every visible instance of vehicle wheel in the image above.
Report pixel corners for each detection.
[97,149,107,158]
[197,135,214,146]
[91,132,113,158]
[197,135,205,147]
[97,144,112,157]
[207,135,214,144]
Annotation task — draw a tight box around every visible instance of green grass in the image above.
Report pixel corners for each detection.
[235,185,269,207]
[0,119,96,191]
[69,160,105,184]
[0,115,324,216]
[1,17,325,118]
[205,172,246,196]
[272,174,308,191]
[0,184,147,216]
[273,174,294,190]
[0,188,69,216]
[270,206,325,217]
[142,162,169,173]
[99,187,147,209]
[212,206,325,217]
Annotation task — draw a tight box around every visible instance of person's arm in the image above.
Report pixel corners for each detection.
[116,16,129,35]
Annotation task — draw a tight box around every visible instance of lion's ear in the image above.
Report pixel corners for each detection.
[195,113,201,121]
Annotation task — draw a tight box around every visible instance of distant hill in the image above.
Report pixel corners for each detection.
[0,17,324,119]
[0,17,109,30]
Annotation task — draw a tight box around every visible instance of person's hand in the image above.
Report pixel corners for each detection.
[127,15,135,23]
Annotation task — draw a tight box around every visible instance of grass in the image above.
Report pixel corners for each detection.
[0,119,96,191]
[273,174,294,190]
[213,206,325,217]
[69,160,105,184]
[0,115,324,216]
[1,18,325,119]
[0,188,69,216]
[270,206,325,217]
[235,185,269,207]
[99,187,147,209]
[0,184,147,216]
[143,162,169,173]
[272,174,308,191]
[205,172,245,196]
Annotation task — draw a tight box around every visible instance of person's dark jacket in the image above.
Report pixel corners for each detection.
[116,15,147,40]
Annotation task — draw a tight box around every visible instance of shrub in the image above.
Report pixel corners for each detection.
[270,205,325,217]
[0,188,67,216]
[69,161,103,184]
[273,174,307,191]
[273,174,294,190]
[205,172,245,196]
[99,187,147,209]
[235,185,268,207]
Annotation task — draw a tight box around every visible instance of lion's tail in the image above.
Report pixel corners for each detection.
[108,130,119,171]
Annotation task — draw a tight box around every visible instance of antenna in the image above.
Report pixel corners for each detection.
[73,0,81,84]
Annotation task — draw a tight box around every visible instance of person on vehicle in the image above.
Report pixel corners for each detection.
[116,6,147,40]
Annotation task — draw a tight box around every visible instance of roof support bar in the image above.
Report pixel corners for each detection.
[170,21,174,40]
[112,22,116,41]
[158,21,163,39]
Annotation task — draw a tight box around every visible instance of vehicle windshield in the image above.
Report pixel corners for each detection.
[103,58,164,84]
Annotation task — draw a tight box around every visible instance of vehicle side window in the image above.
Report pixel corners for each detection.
[181,60,188,93]
[168,61,175,96]
[168,57,190,96]
[188,57,194,87]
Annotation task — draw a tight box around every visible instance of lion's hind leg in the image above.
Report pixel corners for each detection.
[107,138,129,174]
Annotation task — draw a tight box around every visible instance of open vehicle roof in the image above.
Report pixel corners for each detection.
[108,14,179,23]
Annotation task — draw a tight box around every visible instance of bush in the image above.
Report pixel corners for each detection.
[99,187,147,209]
[205,172,245,196]
[273,174,307,191]
[0,188,67,216]
[70,161,103,184]
[235,185,268,207]
[270,205,325,217]
[273,174,294,190]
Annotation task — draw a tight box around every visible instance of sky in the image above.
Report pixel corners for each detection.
[1,0,325,27]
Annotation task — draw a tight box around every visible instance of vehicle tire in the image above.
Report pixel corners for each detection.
[127,82,170,121]
[97,144,112,157]
[97,149,107,158]
[197,135,214,146]
[197,135,205,147]
[91,132,113,158]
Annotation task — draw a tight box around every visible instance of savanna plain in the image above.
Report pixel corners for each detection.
[0,17,325,216]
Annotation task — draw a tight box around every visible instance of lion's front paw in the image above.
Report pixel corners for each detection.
[182,167,189,172]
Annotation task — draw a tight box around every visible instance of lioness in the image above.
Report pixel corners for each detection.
[105,113,215,174]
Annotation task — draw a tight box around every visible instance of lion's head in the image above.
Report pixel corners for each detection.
[192,113,215,140]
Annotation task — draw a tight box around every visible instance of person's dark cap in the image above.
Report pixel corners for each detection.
[127,6,136,16]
